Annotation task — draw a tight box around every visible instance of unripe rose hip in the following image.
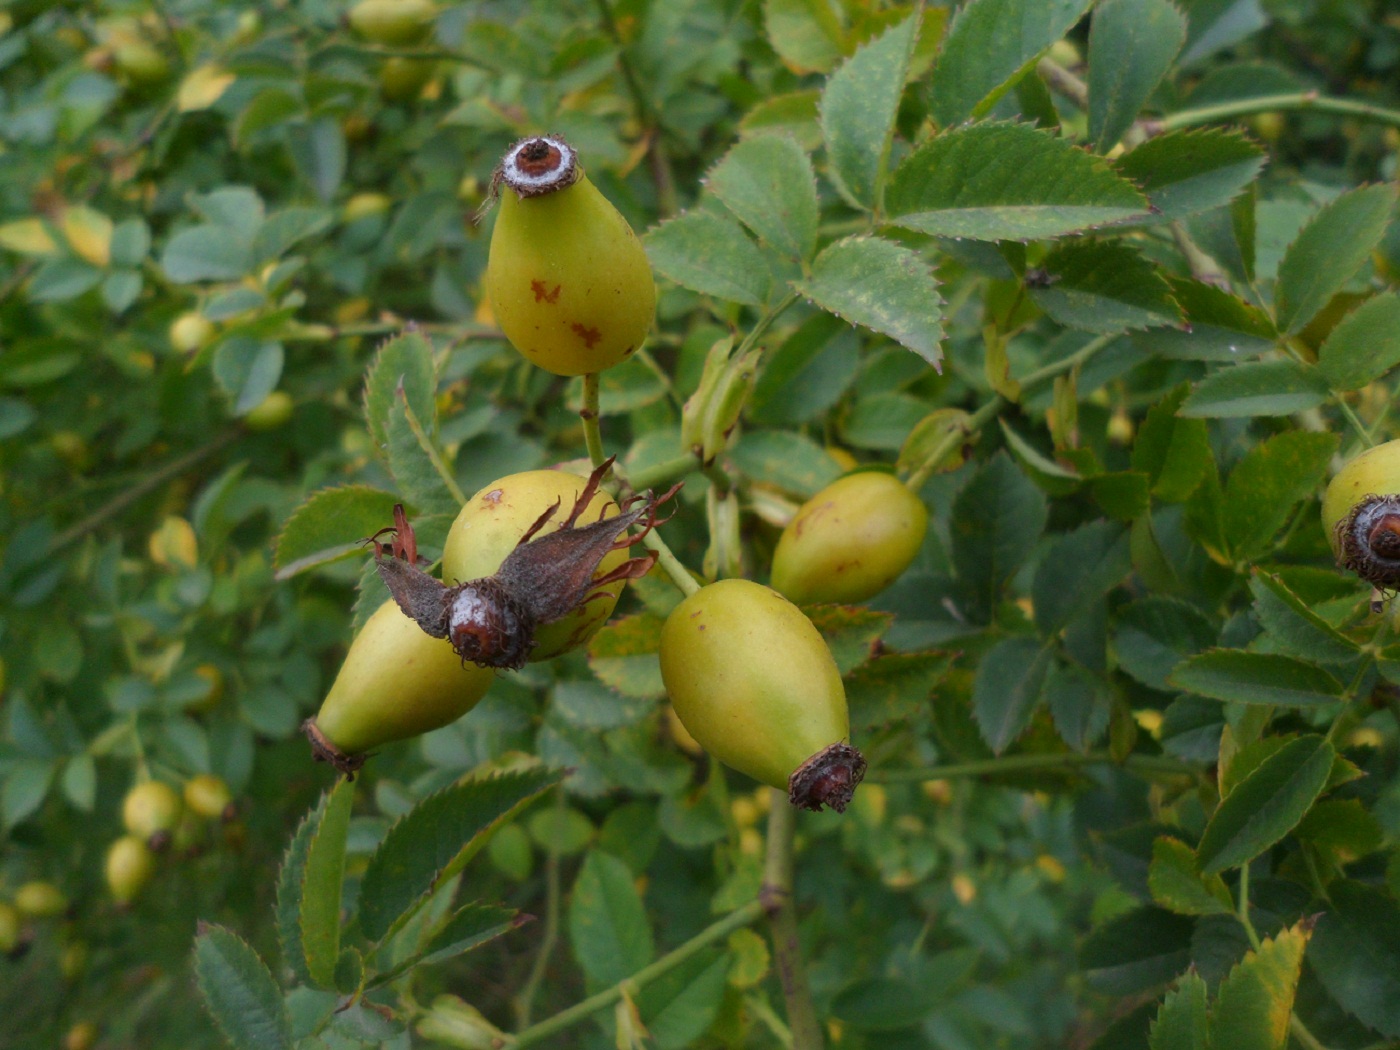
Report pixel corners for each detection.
[0,902,20,954]
[348,0,436,45]
[304,599,495,777]
[13,880,67,919]
[184,774,235,821]
[771,472,928,605]
[122,781,183,852]
[105,835,155,905]
[485,136,656,376]
[659,579,864,812]
[1323,438,1400,590]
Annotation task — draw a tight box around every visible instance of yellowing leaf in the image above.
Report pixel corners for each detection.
[1209,924,1309,1050]
[178,65,236,112]
[61,207,113,267]
[0,217,59,256]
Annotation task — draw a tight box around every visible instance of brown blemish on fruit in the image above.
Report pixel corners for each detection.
[571,322,602,348]
[530,280,561,304]
[483,488,504,504]
[624,345,638,357]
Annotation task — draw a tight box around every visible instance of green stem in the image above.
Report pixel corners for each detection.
[46,430,239,553]
[1170,222,1229,288]
[1237,861,1261,949]
[580,372,607,468]
[763,791,825,1050]
[507,898,766,1047]
[1019,333,1119,390]
[868,751,1198,783]
[1159,92,1400,133]
[737,290,801,359]
[627,453,700,492]
[1333,394,1375,449]
[579,371,700,598]
[905,396,1004,491]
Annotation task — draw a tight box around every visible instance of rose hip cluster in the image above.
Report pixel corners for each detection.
[303,137,934,810]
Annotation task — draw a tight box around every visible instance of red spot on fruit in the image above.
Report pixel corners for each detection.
[570,323,602,348]
[530,280,561,304]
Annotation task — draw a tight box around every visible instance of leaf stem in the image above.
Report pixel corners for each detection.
[867,750,1198,782]
[399,390,467,506]
[626,452,700,492]
[507,898,766,1047]
[763,790,825,1050]
[737,289,801,359]
[1158,92,1400,133]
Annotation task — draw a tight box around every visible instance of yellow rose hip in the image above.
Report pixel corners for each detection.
[771,472,928,605]
[1323,438,1400,589]
[659,579,864,812]
[485,136,655,376]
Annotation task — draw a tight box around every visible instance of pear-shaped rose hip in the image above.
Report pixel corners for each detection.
[485,136,655,376]
[105,836,154,906]
[771,472,928,604]
[14,881,67,919]
[304,599,495,776]
[184,774,235,821]
[659,579,865,812]
[1323,438,1400,589]
[348,0,436,45]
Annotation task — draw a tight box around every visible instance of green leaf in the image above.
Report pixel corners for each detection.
[299,778,353,989]
[1249,572,1360,666]
[845,651,954,732]
[275,791,325,986]
[1132,278,1276,362]
[928,0,1094,127]
[569,849,654,988]
[357,768,563,942]
[1081,906,1195,995]
[1170,650,1343,707]
[832,977,938,1031]
[1033,521,1132,636]
[193,924,292,1050]
[1131,385,1212,501]
[1309,881,1400,1038]
[1046,661,1112,752]
[643,211,772,306]
[1220,430,1336,560]
[1114,129,1267,221]
[1317,291,1400,391]
[750,313,861,426]
[820,15,918,209]
[740,90,823,151]
[1150,972,1209,1050]
[1180,0,1267,65]
[640,949,731,1050]
[213,338,284,416]
[161,225,253,282]
[587,613,666,699]
[972,636,1052,754]
[1088,0,1187,151]
[1115,597,1217,691]
[273,486,401,579]
[805,605,894,676]
[552,679,654,731]
[1148,836,1232,916]
[886,122,1150,241]
[763,0,844,74]
[3,758,55,830]
[364,331,436,458]
[729,429,843,497]
[1196,734,1334,873]
[951,453,1048,623]
[1028,241,1183,333]
[1275,184,1398,335]
[1294,799,1383,860]
[1178,359,1329,418]
[706,136,818,262]
[793,236,943,367]
[386,384,457,515]
[372,902,526,987]
[1207,924,1308,1050]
